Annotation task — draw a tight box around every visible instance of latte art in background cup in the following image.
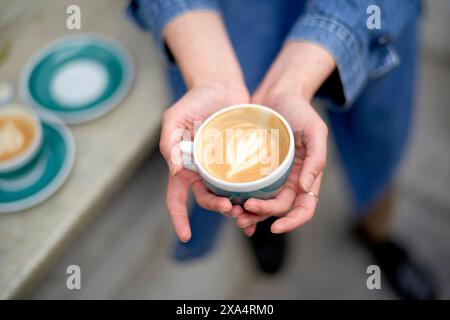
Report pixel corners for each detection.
[0,105,42,173]
[180,104,295,204]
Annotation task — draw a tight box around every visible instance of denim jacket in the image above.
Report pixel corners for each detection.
[127,0,420,107]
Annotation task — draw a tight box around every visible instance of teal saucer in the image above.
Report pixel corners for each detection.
[20,34,134,124]
[0,111,75,213]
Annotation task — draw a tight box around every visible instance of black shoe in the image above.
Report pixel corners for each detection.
[247,217,287,274]
[354,227,437,300]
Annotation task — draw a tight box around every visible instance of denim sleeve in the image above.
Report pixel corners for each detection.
[126,0,219,54]
[287,0,421,108]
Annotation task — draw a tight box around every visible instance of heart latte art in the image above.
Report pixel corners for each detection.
[196,107,290,183]
[0,115,37,163]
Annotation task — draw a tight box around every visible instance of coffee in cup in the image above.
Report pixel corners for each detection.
[0,105,42,173]
[180,104,295,204]
[196,107,290,183]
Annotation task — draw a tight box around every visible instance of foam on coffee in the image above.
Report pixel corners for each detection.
[0,114,37,163]
[197,107,290,183]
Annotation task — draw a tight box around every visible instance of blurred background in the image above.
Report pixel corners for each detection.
[0,0,449,299]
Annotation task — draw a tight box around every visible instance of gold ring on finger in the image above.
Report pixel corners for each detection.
[305,191,319,201]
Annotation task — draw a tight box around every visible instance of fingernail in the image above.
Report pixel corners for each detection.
[271,223,282,234]
[239,220,250,228]
[245,202,258,212]
[179,231,191,243]
[221,204,232,213]
[232,211,243,217]
[302,174,315,191]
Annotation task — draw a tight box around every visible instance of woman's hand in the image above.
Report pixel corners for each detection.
[237,93,327,236]
[236,42,336,236]
[161,84,248,242]
[160,11,248,242]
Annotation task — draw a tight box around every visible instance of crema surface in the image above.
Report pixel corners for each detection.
[0,115,36,162]
[196,108,289,183]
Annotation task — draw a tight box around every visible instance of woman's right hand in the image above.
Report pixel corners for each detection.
[160,83,249,242]
[159,11,249,242]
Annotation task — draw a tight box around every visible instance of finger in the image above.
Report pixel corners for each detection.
[250,87,265,105]
[299,121,328,191]
[230,205,244,217]
[160,108,189,175]
[236,212,268,228]
[191,181,233,215]
[271,174,322,234]
[271,207,311,234]
[166,173,192,242]
[243,224,257,237]
[244,187,296,216]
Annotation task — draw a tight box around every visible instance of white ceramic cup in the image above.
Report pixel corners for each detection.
[180,104,295,204]
[0,104,43,173]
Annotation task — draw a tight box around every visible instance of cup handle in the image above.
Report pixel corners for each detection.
[179,140,198,172]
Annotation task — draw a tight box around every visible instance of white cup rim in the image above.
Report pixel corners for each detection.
[0,105,43,173]
[192,104,295,192]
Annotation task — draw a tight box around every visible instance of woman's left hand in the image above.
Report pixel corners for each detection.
[237,93,327,236]
[235,42,336,236]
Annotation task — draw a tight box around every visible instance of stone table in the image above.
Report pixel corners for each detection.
[0,0,169,298]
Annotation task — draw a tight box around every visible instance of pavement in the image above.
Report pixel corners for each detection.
[28,0,450,299]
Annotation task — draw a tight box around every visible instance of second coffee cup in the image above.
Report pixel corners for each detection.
[0,104,43,174]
